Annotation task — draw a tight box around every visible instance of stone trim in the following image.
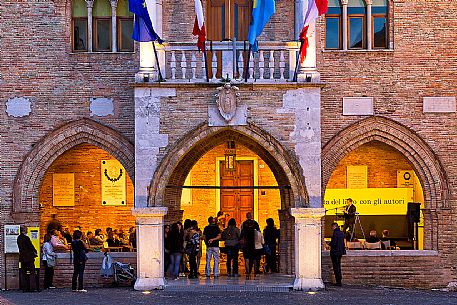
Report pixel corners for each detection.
[12,118,134,218]
[322,250,439,257]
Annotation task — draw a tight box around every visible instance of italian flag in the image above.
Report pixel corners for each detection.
[299,0,328,63]
[193,0,206,52]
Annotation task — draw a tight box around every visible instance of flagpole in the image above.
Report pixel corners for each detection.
[292,39,304,82]
[244,44,252,82]
[152,41,164,82]
[203,41,209,82]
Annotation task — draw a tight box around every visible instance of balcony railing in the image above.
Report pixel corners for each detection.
[154,41,301,83]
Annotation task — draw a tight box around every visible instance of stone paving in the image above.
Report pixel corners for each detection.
[1,284,457,305]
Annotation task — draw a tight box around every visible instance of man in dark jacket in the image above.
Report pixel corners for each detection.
[342,198,357,239]
[329,222,346,286]
[17,225,38,292]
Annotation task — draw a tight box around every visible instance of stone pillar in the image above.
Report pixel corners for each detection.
[132,207,168,290]
[341,0,348,50]
[366,0,373,50]
[138,0,161,81]
[294,0,303,39]
[290,207,326,291]
[85,0,94,52]
[296,1,319,82]
[110,0,118,52]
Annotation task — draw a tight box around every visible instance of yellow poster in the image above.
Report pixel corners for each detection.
[101,160,126,206]
[19,227,40,269]
[53,173,74,206]
[324,188,414,215]
[397,170,414,188]
[347,165,367,189]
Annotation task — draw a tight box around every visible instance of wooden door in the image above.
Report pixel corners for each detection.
[220,160,254,226]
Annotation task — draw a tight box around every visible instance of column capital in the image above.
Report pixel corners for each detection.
[109,0,119,8]
[132,207,168,219]
[85,0,94,9]
[291,207,326,220]
[341,0,349,5]
[365,0,373,5]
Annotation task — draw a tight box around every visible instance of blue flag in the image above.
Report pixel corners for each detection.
[129,0,163,43]
[247,0,275,52]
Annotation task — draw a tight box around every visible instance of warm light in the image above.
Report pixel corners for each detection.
[307,291,317,295]
[224,141,236,171]
[142,290,151,295]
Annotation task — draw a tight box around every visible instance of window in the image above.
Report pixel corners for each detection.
[72,0,88,51]
[348,0,366,49]
[372,0,387,49]
[116,0,134,52]
[93,0,112,52]
[325,0,342,49]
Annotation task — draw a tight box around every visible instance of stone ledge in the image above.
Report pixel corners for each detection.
[322,250,439,257]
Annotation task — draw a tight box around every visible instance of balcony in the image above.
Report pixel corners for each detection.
[137,41,315,84]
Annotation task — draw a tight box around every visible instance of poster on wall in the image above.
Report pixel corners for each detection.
[397,170,414,188]
[101,159,126,206]
[347,165,368,188]
[53,173,75,206]
[28,227,40,268]
[4,225,20,253]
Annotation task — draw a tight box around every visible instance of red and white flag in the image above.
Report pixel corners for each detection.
[193,0,206,51]
[299,0,328,63]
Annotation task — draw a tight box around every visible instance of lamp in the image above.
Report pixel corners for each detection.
[224,141,236,171]
[143,73,150,83]
[305,73,312,82]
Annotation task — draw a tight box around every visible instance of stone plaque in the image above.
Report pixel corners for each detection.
[343,97,374,116]
[101,160,126,206]
[423,97,456,113]
[53,173,75,206]
[347,165,367,189]
[6,97,32,117]
[90,98,114,117]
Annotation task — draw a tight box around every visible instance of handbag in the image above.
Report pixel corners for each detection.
[46,255,56,267]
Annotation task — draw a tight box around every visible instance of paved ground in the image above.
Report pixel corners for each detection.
[1,285,457,305]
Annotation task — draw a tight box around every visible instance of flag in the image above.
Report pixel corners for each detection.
[247,0,275,52]
[299,0,328,63]
[129,0,163,43]
[193,0,206,52]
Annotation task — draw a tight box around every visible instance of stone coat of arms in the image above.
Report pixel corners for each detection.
[215,83,240,122]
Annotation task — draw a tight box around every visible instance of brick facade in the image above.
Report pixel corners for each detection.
[1,0,456,289]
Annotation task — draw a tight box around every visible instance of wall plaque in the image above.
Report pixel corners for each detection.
[423,97,456,113]
[101,160,126,206]
[53,173,75,206]
[347,165,367,189]
[343,97,374,116]
[4,225,20,253]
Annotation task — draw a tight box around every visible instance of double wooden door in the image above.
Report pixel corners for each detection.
[220,160,254,226]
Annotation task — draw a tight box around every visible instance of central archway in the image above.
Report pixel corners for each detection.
[149,123,309,274]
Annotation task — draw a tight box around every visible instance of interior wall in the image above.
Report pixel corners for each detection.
[39,143,135,239]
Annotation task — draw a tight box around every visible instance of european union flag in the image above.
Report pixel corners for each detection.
[129,0,163,43]
[247,0,275,52]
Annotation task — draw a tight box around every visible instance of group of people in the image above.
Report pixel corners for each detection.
[164,212,279,280]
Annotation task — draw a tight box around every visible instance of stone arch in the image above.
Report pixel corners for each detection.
[149,123,308,209]
[12,118,134,220]
[322,116,449,210]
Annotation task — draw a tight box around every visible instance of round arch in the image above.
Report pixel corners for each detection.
[322,116,449,210]
[148,123,308,209]
[12,118,134,220]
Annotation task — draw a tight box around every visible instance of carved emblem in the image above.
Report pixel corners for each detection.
[215,83,240,122]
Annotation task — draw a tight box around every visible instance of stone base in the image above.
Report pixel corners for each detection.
[293,277,324,291]
[134,277,165,290]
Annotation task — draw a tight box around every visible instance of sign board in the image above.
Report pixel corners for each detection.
[347,165,367,189]
[397,170,414,188]
[28,227,41,269]
[4,225,20,253]
[101,160,126,206]
[324,188,414,215]
[53,173,75,206]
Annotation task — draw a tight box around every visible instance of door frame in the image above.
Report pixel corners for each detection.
[216,156,259,222]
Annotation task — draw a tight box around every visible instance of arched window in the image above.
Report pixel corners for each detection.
[372,0,387,49]
[93,0,111,52]
[348,0,366,49]
[72,0,88,51]
[116,0,134,52]
[325,0,342,49]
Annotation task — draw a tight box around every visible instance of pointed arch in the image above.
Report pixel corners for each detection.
[12,119,134,219]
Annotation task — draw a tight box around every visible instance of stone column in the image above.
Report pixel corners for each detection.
[110,0,118,52]
[366,0,373,50]
[290,207,326,291]
[85,0,94,52]
[132,207,168,290]
[294,0,303,40]
[341,0,348,50]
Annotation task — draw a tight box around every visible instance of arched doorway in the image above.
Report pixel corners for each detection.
[149,123,309,274]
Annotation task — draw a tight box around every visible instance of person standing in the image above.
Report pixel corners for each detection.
[168,222,184,280]
[240,212,258,279]
[329,222,346,286]
[203,216,221,278]
[187,221,200,279]
[42,233,57,289]
[17,225,39,292]
[263,218,279,273]
[71,230,89,292]
[221,218,240,277]
[342,198,356,239]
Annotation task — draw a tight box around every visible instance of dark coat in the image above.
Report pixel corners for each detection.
[330,227,346,256]
[344,204,357,224]
[17,234,37,263]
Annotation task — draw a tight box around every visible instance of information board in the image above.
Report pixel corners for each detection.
[101,159,126,206]
[4,225,20,253]
[53,173,75,206]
